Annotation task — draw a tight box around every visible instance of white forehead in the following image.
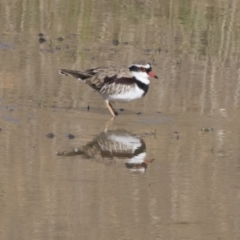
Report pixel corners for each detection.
[131,63,151,69]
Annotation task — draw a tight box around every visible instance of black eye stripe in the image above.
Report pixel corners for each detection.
[129,65,152,72]
[129,65,139,72]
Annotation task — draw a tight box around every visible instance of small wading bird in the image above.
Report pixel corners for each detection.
[59,61,158,117]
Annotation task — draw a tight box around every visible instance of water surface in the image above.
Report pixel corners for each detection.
[1,0,240,239]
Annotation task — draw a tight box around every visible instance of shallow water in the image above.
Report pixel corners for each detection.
[1,0,240,239]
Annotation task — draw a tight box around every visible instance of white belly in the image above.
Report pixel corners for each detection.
[103,86,144,102]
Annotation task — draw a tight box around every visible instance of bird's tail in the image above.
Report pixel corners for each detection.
[59,69,91,81]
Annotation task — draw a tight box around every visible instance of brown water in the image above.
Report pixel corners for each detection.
[1,0,240,239]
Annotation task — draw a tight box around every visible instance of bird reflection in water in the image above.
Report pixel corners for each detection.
[57,129,154,172]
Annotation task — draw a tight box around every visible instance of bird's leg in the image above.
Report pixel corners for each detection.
[109,103,119,116]
[105,100,118,117]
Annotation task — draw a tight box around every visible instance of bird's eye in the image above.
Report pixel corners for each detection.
[140,67,146,72]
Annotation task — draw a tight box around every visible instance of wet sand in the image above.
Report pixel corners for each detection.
[1,0,240,239]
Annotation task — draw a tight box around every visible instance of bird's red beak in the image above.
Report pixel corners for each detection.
[148,71,158,79]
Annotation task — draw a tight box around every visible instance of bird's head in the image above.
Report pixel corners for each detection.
[129,61,158,83]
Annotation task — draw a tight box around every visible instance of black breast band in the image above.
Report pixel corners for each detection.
[134,79,149,96]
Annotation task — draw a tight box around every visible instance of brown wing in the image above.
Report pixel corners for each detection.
[100,76,136,95]
[85,66,135,94]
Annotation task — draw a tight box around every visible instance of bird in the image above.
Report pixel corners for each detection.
[59,61,158,117]
[56,129,154,172]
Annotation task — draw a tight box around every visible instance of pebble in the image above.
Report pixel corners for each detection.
[39,37,46,43]
[201,128,214,132]
[57,37,64,42]
[67,134,75,140]
[46,133,55,139]
[112,39,119,46]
